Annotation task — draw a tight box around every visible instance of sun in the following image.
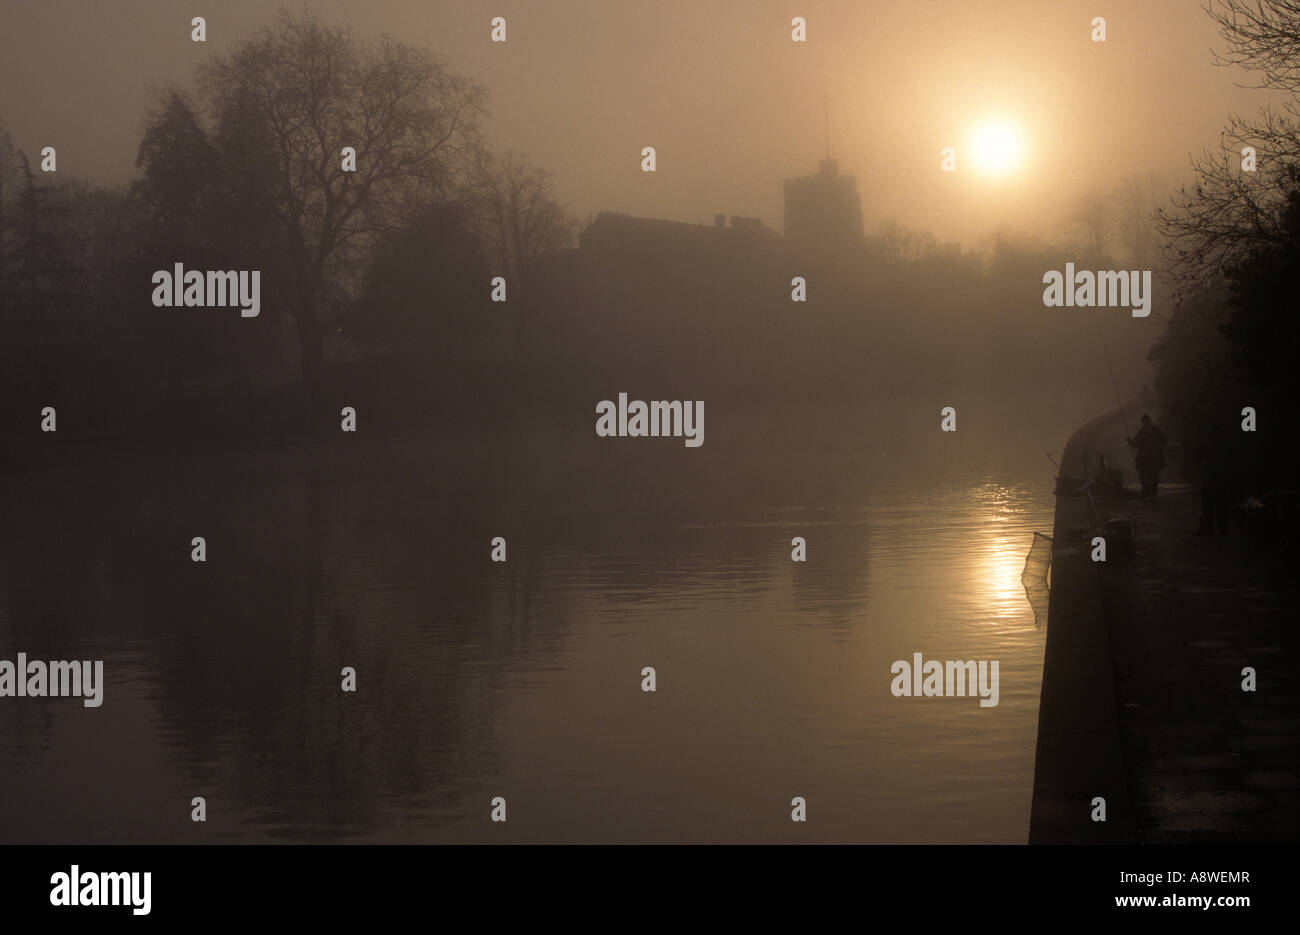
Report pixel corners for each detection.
[969,122,1025,177]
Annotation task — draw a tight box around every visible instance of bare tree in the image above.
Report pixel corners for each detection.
[1071,191,1112,257]
[1207,0,1300,92]
[0,126,23,305]
[1111,172,1164,269]
[197,10,485,384]
[879,218,937,263]
[464,146,575,305]
[1156,1,1300,296]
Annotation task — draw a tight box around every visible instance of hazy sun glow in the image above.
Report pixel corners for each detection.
[969,122,1025,177]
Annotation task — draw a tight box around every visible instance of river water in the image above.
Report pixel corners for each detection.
[0,400,1091,843]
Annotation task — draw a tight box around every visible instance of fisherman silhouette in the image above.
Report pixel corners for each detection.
[1127,413,1168,500]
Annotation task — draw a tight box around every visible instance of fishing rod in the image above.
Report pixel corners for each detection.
[1098,328,1137,470]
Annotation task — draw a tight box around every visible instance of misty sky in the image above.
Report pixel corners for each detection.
[0,0,1285,248]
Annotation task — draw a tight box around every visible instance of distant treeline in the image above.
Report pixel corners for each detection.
[1,7,1295,497]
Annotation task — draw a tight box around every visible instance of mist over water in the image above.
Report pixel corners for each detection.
[0,396,1089,843]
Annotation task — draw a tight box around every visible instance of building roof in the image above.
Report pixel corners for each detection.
[579,211,783,254]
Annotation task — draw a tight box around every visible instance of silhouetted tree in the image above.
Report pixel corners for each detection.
[1208,0,1300,93]
[1147,0,1300,489]
[195,10,486,385]
[464,147,575,305]
[6,150,74,319]
[1157,1,1300,295]
[0,126,21,307]
[63,184,134,324]
[1071,191,1112,257]
[133,92,220,254]
[1111,171,1164,268]
[1219,188,1300,483]
[879,218,937,263]
[134,89,289,318]
[1147,286,1239,455]
[346,201,490,355]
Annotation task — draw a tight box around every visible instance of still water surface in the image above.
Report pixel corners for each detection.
[0,411,1062,843]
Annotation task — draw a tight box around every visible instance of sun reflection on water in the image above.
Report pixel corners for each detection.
[968,482,1044,625]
